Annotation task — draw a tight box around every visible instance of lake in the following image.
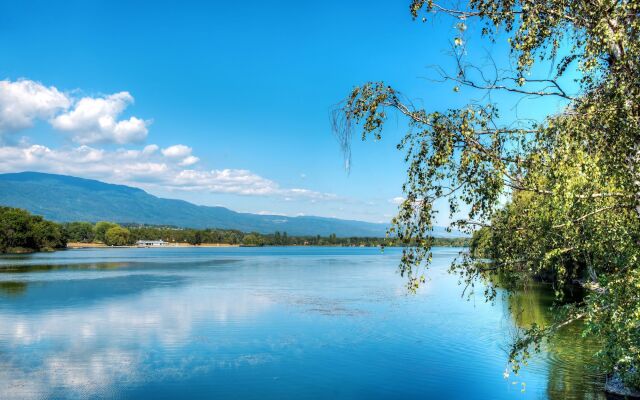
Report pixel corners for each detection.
[0,247,606,399]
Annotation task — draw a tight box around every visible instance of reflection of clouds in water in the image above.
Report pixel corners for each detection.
[0,285,273,346]
[0,350,137,400]
[0,368,46,400]
[47,350,138,395]
[0,284,274,398]
[0,349,279,400]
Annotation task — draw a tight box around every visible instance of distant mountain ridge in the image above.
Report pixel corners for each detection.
[0,172,460,237]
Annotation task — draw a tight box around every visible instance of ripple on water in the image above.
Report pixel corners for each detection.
[0,247,608,399]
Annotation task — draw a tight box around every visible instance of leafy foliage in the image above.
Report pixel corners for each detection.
[335,0,640,388]
[104,226,131,246]
[63,222,95,243]
[94,221,119,243]
[78,224,470,248]
[0,207,66,253]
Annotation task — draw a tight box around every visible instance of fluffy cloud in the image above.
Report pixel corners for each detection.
[0,142,335,200]
[142,144,159,155]
[167,169,335,199]
[161,144,199,166]
[170,169,280,195]
[389,196,405,205]
[179,156,199,166]
[161,144,191,158]
[0,79,149,145]
[51,92,149,144]
[0,78,336,203]
[0,79,71,135]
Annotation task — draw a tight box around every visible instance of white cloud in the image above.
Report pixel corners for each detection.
[162,145,199,166]
[0,78,337,204]
[0,142,335,200]
[0,79,149,144]
[179,155,199,166]
[162,144,191,158]
[142,144,159,155]
[256,211,288,216]
[389,196,405,205]
[0,79,71,135]
[50,92,149,144]
[170,169,283,196]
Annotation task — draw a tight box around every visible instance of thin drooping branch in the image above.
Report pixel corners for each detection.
[431,52,575,100]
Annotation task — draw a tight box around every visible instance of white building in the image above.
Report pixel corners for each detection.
[136,240,168,247]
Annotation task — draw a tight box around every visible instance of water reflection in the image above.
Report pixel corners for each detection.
[0,275,188,312]
[506,283,607,400]
[0,262,131,273]
[0,281,27,296]
[0,247,613,399]
[0,282,274,399]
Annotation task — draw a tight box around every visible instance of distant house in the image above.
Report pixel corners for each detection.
[136,240,168,247]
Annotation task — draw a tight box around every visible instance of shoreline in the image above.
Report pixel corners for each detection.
[65,243,443,249]
[65,243,389,249]
[2,243,469,254]
[66,242,241,249]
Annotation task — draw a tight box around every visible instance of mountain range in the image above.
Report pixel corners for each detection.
[0,172,460,237]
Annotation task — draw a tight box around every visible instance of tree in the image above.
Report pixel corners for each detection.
[335,0,640,388]
[31,219,66,250]
[94,221,118,243]
[104,226,131,246]
[186,230,202,245]
[0,207,66,252]
[0,207,34,251]
[64,222,95,243]
[242,233,262,246]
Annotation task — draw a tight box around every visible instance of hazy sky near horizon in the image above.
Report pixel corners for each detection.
[0,1,572,224]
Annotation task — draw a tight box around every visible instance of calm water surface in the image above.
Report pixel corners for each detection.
[0,247,606,399]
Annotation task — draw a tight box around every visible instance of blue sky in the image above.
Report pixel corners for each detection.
[0,1,572,224]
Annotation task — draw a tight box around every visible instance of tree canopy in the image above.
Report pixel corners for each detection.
[0,207,66,253]
[104,226,131,246]
[335,0,640,389]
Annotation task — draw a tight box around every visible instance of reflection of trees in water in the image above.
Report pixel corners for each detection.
[505,282,608,400]
[0,262,130,274]
[0,281,27,296]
